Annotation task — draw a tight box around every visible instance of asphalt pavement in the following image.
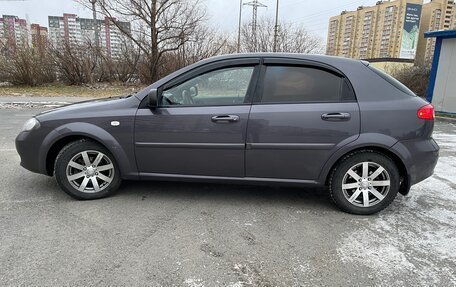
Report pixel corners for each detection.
[0,104,455,286]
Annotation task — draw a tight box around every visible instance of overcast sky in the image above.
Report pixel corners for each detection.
[0,0,431,41]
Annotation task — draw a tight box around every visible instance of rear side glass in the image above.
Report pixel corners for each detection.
[368,66,416,97]
[342,79,356,101]
[261,66,350,103]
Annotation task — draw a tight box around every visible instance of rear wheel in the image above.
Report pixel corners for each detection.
[329,150,400,215]
[54,140,121,200]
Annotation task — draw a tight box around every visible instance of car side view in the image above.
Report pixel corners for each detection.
[15,53,439,215]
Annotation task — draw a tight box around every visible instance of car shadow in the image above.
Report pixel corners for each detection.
[115,180,336,212]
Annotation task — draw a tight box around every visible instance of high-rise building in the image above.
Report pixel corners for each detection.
[327,0,456,64]
[416,0,456,64]
[48,14,131,58]
[327,0,427,61]
[30,24,48,53]
[0,15,29,53]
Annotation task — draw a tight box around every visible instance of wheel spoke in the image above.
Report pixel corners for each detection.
[68,171,85,181]
[68,160,85,170]
[81,151,91,166]
[348,189,362,202]
[92,153,104,167]
[78,177,90,191]
[362,162,369,178]
[369,187,385,201]
[97,173,112,183]
[370,166,384,180]
[371,180,390,187]
[362,190,370,207]
[97,164,114,172]
[342,182,359,190]
[347,169,361,181]
[91,177,100,192]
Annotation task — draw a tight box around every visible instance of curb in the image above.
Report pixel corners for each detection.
[436,116,456,124]
[0,101,71,108]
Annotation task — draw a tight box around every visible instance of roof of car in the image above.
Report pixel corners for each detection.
[202,53,364,66]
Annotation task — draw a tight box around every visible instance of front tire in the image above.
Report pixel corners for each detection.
[329,150,400,215]
[54,139,121,200]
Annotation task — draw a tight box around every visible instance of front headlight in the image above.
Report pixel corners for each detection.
[22,118,40,132]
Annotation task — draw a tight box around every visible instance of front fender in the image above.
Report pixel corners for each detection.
[39,122,138,180]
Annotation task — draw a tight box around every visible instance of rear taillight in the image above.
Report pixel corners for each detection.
[418,104,435,120]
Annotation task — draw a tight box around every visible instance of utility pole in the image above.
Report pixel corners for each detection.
[237,0,243,53]
[90,0,100,49]
[243,0,267,52]
[273,0,279,52]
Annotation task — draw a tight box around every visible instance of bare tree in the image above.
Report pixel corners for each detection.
[241,17,323,54]
[78,0,207,83]
[0,44,55,86]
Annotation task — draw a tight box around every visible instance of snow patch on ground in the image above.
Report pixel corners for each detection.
[433,131,456,148]
[337,135,456,286]
[184,278,205,287]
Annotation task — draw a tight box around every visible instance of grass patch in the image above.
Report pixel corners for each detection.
[0,83,146,98]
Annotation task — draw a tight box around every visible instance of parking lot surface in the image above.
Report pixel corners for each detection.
[0,106,455,286]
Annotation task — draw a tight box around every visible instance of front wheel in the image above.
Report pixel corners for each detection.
[329,151,400,215]
[54,140,121,200]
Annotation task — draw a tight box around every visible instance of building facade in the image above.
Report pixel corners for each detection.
[48,14,131,58]
[0,15,29,53]
[416,0,456,64]
[326,0,456,63]
[30,24,48,53]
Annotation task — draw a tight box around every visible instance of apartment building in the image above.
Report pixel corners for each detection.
[416,0,456,64]
[327,0,424,60]
[30,24,48,53]
[0,15,29,53]
[48,14,131,58]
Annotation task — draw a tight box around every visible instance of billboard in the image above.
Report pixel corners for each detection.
[400,3,422,59]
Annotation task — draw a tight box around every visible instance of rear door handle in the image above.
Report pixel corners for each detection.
[321,112,351,121]
[211,115,240,123]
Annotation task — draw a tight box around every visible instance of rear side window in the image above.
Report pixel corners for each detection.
[260,66,354,103]
[368,66,416,97]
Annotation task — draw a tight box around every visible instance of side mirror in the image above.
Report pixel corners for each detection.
[147,89,158,109]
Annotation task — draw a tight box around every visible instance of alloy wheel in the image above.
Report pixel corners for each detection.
[66,150,115,193]
[341,161,391,208]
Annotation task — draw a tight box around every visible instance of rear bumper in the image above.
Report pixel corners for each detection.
[391,137,439,186]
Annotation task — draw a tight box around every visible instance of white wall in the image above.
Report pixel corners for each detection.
[433,37,456,113]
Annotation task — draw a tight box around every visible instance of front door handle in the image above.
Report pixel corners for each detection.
[321,112,351,121]
[211,115,240,123]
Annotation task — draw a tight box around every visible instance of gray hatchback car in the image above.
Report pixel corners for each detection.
[16,53,439,214]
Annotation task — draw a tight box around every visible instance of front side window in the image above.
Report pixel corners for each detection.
[261,66,348,103]
[161,66,255,107]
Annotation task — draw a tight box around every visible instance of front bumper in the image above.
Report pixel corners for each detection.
[15,131,43,174]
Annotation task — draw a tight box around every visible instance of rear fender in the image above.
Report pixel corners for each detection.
[317,133,409,185]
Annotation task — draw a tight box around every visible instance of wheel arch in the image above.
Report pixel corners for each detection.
[45,135,108,176]
[40,122,137,179]
[322,145,410,196]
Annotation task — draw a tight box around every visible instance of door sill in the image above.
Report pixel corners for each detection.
[138,172,320,186]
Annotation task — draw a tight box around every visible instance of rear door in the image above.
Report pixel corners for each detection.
[135,59,260,177]
[246,58,360,181]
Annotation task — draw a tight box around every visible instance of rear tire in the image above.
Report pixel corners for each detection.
[329,150,400,215]
[54,139,121,200]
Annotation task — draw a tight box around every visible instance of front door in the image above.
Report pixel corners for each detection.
[246,59,360,181]
[135,60,259,177]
